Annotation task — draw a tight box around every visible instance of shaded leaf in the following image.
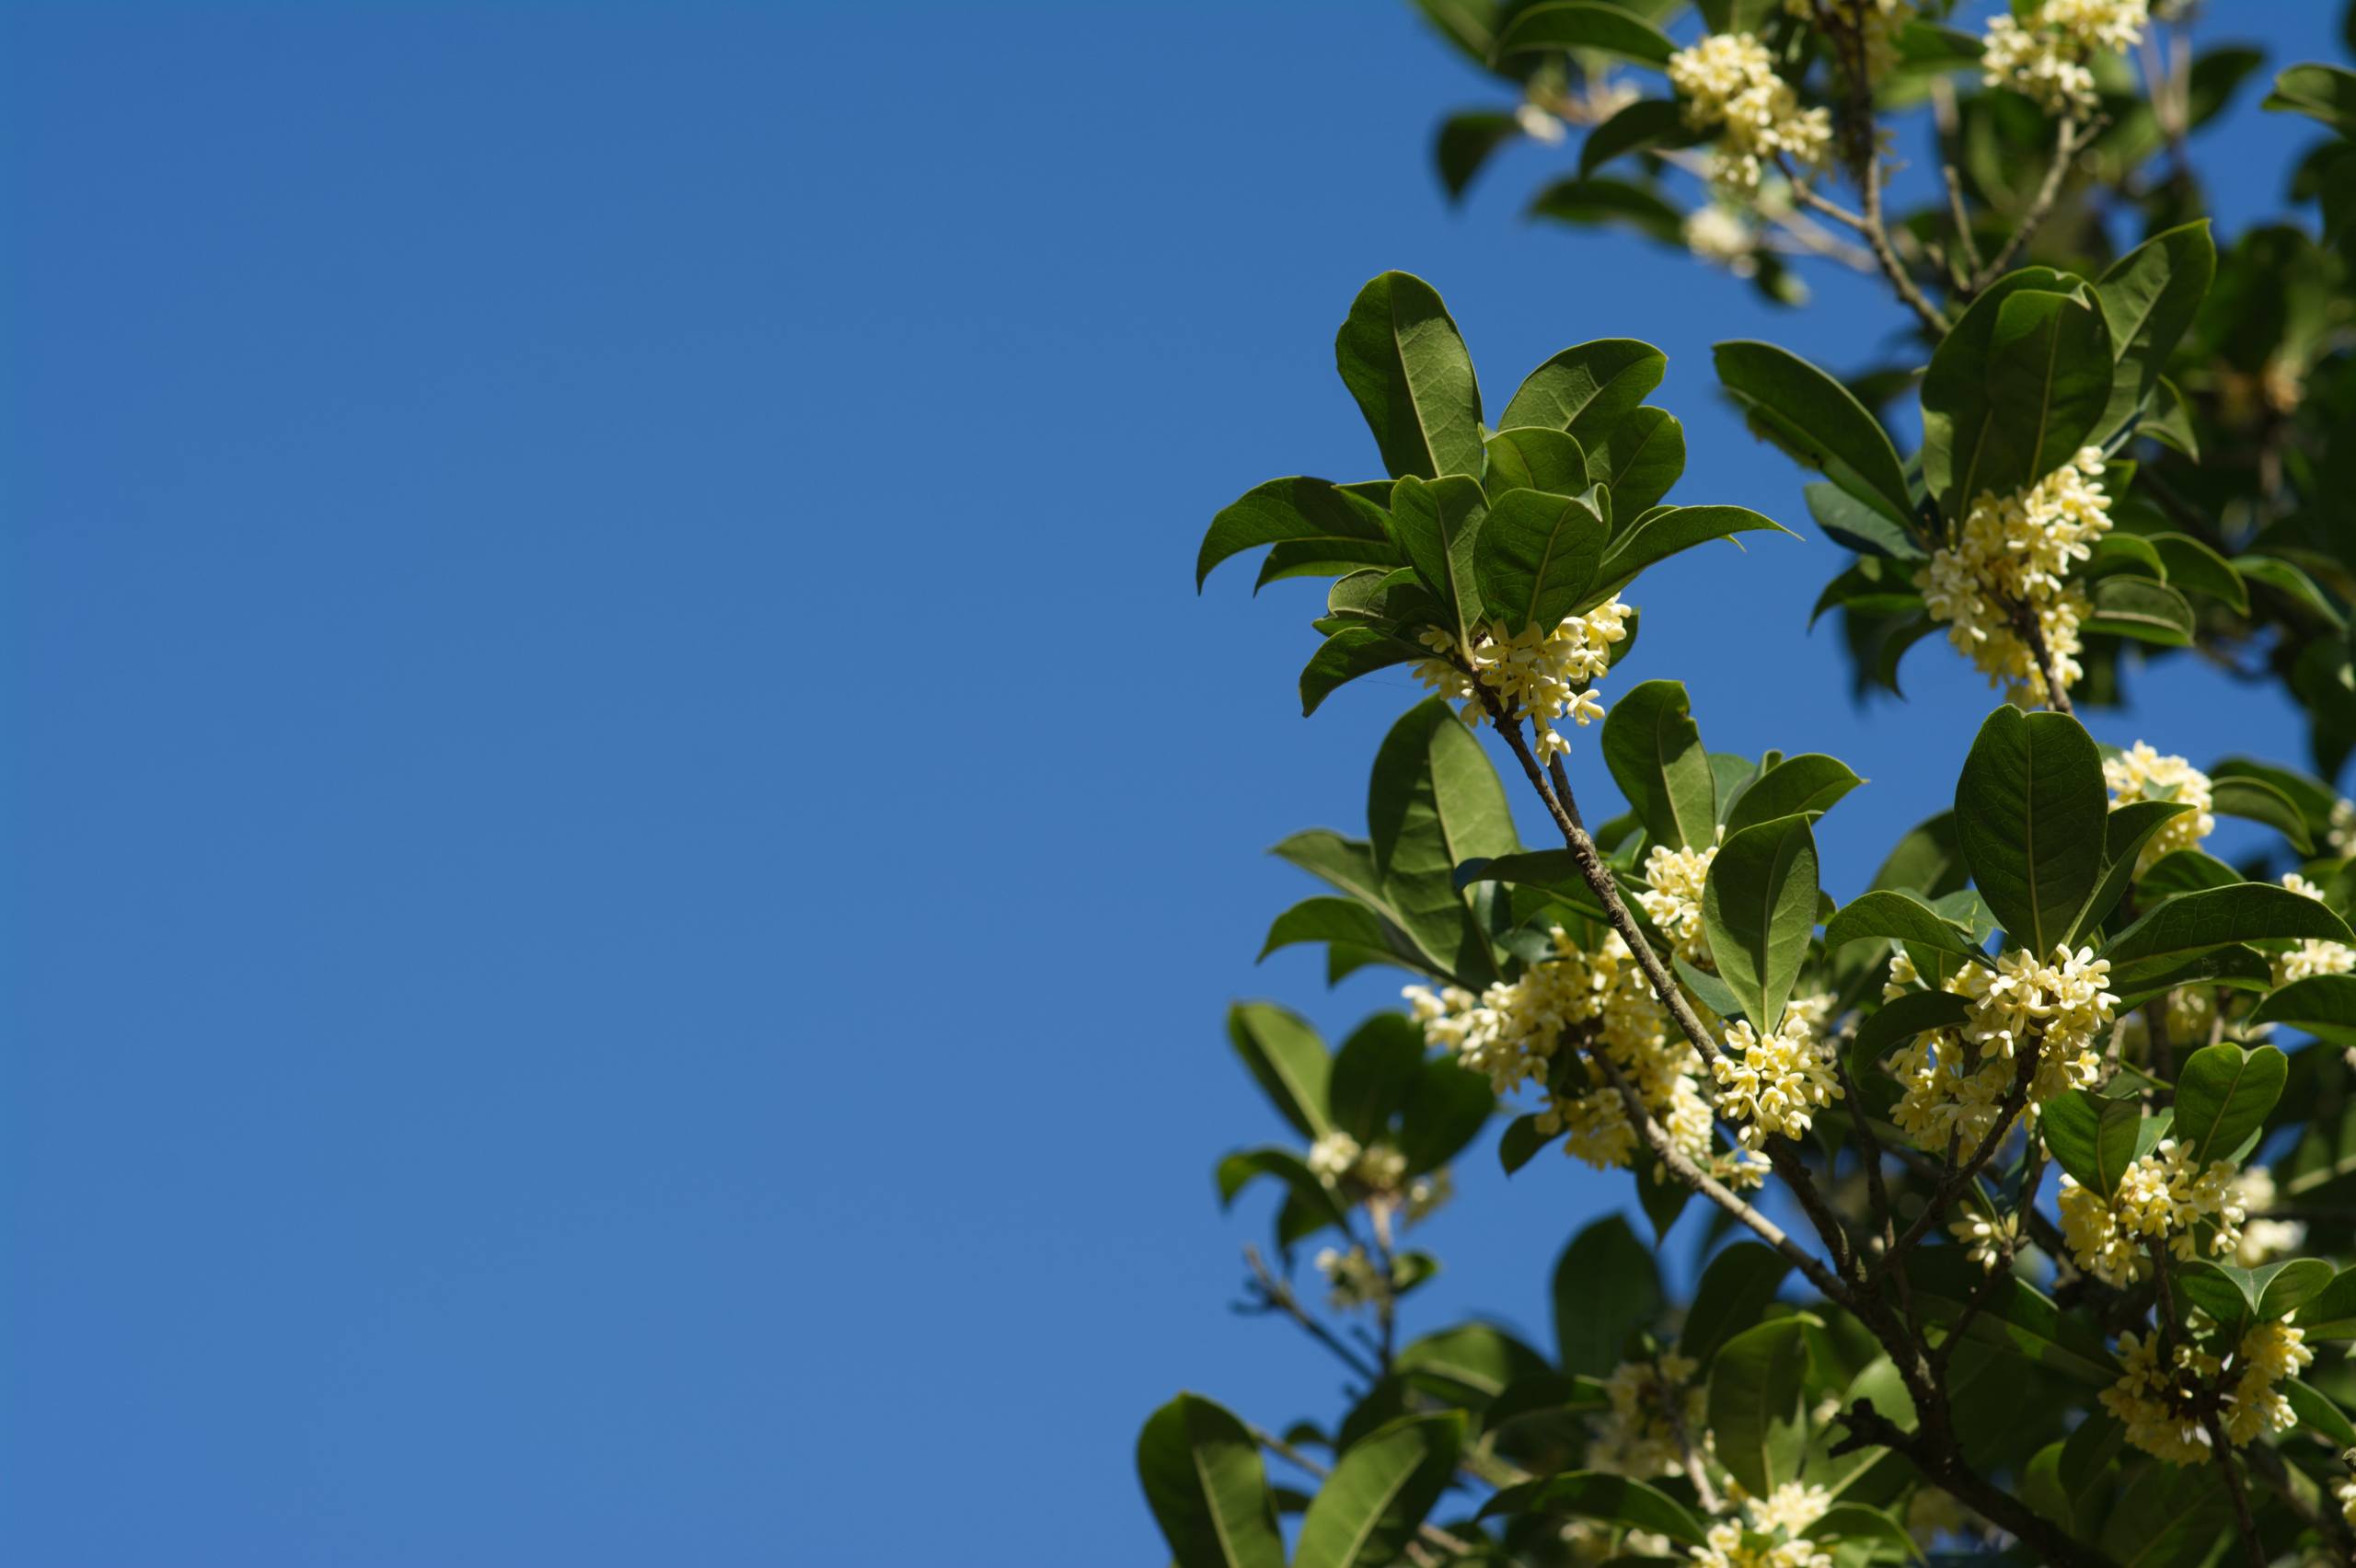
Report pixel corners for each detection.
[1714,340,1914,528]
[1294,1413,1465,1568]
[1226,1002,1332,1140]
[1955,705,2108,955]
[1137,1393,1288,1568]
[2171,1043,2288,1168]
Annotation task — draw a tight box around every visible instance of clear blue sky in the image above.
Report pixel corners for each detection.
[3,3,2343,1563]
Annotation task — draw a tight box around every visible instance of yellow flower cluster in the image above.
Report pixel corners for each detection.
[1982,0,2148,116]
[1667,32,1832,192]
[2103,743,2214,872]
[2100,1319,2310,1464]
[2274,871,2356,988]
[1415,598,1631,760]
[2339,1475,2356,1532]
[1683,204,1759,276]
[1406,928,1761,1186]
[1311,1244,1387,1311]
[1882,946,2115,1152]
[1916,447,2113,706]
[2056,1139,2245,1288]
[1588,1352,1705,1478]
[1689,1482,1836,1568]
[1948,1207,2021,1271]
[1640,841,1718,963]
[1715,1004,1843,1148]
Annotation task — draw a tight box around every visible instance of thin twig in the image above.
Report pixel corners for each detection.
[2005,596,2076,717]
[1942,163,1984,278]
[1969,115,2102,294]
[2198,1412,2265,1568]
[1238,1245,1382,1386]
[1832,1400,2115,1568]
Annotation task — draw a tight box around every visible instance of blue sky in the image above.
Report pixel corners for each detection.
[3,2,2346,1563]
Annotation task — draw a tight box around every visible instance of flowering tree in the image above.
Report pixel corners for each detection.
[1138,4,2356,1566]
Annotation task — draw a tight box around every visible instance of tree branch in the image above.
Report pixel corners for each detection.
[2198,1412,2265,1568]
[1968,115,2102,295]
[1237,1245,1383,1386]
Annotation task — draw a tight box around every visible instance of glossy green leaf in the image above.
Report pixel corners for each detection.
[2286,1378,2356,1447]
[1474,486,1609,632]
[1259,897,1449,982]
[1335,271,1484,481]
[1588,503,1791,605]
[1328,1012,1426,1143]
[1900,1247,2119,1384]
[1871,810,1968,898]
[2040,1089,2142,1197]
[2249,974,2356,1046]
[2102,882,2353,970]
[1396,1323,1551,1406]
[1386,475,1489,648]
[2135,848,2241,899]
[2210,774,2315,852]
[1200,477,1396,589]
[1553,1215,1662,1378]
[2264,62,2356,133]
[1498,339,1665,440]
[1922,272,2114,522]
[2234,553,2346,628]
[1435,111,1519,203]
[1578,96,1697,176]
[2094,1460,2226,1568]
[1822,889,1974,955]
[1602,679,1716,851]
[1299,628,1427,717]
[1225,1002,1332,1140]
[1477,1471,1706,1543]
[1137,1393,1288,1568]
[1705,800,1809,1021]
[2258,1258,2337,1321]
[1498,1113,1556,1175]
[1215,1147,1351,1234]
[1399,1055,1495,1173]
[2143,531,2246,613]
[1722,754,1862,837]
[2298,1267,2356,1338]
[1713,340,1914,527]
[1680,1243,1794,1367]
[1369,698,1519,986]
[2171,1043,2288,1167]
[1805,479,1923,560]
[1955,705,2108,955]
[2084,574,2195,645]
[1851,989,1972,1062]
[2067,799,2192,944]
[1294,1413,1464,1568]
[1706,1316,1812,1497]
[1495,2,1677,65]
[1483,426,1589,495]
[2092,221,2216,441]
[1581,406,1687,518]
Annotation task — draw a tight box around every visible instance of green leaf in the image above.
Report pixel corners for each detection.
[1259,897,1449,982]
[1494,1,1677,65]
[1680,1243,1794,1368]
[1852,989,1972,1063]
[1199,477,1397,590]
[2265,63,2356,133]
[1822,889,1970,956]
[1553,1215,1662,1378]
[1706,1316,1812,1497]
[2084,574,2195,645]
[2067,799,2192,945]
[2258,1258,2336,1321]
[2101,883,2354,972]
[1399,1055,1495,1173]
[1369,698,1519,986]
[2210,775,2316,853]
[1477,1471,1707,1543]
[2040,1089,2141,1197]
[1805,479,1923,560]
[1809,1504,1920,1561]
[1136,1393,1288,1568]
[1955,705,2108,955]
[1293,1413,1464,1568]
[2299,1268,2356,1339]
[1335,271,1485,481]
[2142,375,2199,458]
[1435,111,1519,203]
[1582,404,1687,516]
[1387,475,1489,649]
[1474,487,1609,633]
[1483,426,1589,495]
[1536,175,1686,242]
[1722,754,1862,837]
[1498,340,1666,441]
[1922,273,2114,522]
[2095,1460,2226,1568]
[1872,811,1968,898]
[2135,849,2241,899]
[1215,1147,1352,1234]
[2249,974,2356,1047]
[2286,1378,2356,1447]
[1587,503,1791,605]
[1328,1012,1428,1143]
[1498,1113,1555,1175]
[1397,1323,1551,1406]
[1299,628,1428,717]
[2143,532,2246,613]
[1578,97,1697,176]
[2171,1043,2288,1168]
[1713,340,1915,528]
[1225,1002,1332,1140]
[1900,1247,2119,1385]
[2235,554,2346,628]
[2092,221,2217,442]
[1601,679,1716,851]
